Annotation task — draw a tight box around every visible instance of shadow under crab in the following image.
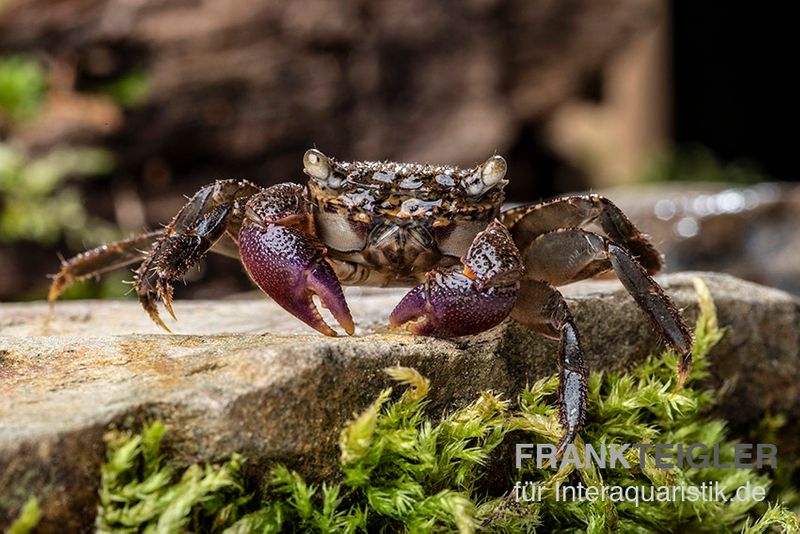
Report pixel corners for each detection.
[49,149,693,452]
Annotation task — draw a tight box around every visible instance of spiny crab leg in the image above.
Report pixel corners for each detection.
[519,227,694,389]
[238,187,354,337]
[48,230,165,307]
[502,194,664,274]
[134,180,261,331]
[511,280,587,455]
[389,221,522,337]
[608,242,693,389]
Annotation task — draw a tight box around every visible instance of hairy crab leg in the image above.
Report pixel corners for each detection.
[48,230,164,305]
[511,280,587,455]
[521,228,694,389]
[502,194,663,273]
[239,184,354,337]
[133,179,261,331]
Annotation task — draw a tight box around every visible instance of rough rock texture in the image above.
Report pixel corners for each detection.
[1,272,799,530]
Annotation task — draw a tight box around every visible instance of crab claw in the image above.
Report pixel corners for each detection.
[239,222,354,337]
[390,269,518,337]
[391,221,522,337]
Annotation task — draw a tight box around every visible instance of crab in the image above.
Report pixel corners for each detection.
[48,149,693,451]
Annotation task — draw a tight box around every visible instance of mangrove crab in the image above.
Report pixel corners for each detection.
[48,149,693,451]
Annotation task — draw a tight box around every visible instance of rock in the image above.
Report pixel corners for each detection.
[1,272,799,530]
[609,182,800,295]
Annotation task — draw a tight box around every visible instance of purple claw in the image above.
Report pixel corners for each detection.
[390,220,522,337]
[390,270,518,337]
[239,222,354,336]
[461,221,523,288]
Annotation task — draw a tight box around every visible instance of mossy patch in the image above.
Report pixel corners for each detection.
[17,279,796,532]
[6,497,40,534]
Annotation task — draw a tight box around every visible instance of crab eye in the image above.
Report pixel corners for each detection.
[462,155,507,196]
[481,155,507,188]
[303,149,332,182]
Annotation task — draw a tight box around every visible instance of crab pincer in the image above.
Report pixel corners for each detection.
[390,221,523,337]
[239,215,354,337]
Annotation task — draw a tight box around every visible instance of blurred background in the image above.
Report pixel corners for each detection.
[0,0,796,302]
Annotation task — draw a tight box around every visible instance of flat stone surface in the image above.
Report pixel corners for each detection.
[1,272,799,531]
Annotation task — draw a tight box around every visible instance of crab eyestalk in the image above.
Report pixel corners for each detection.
[303,149,343,189]
[461,155,508,196]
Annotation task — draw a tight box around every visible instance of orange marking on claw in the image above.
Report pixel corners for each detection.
[463,266,477,280]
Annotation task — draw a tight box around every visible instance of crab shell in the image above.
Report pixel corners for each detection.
[302,149,509,287]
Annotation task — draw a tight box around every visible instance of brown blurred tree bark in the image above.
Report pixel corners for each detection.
[0,0,658,179]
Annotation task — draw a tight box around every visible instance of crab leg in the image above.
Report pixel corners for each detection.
[389,221,522,337]
[511,280,587,454]
[503,194,663,273]
[521,228,693,388]
[239,184,354,337]
[48,230,164,304]
[134,179,261,331]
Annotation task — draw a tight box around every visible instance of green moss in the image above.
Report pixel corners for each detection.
[92,68,150,109]
[94,279,799,533]
[7,497,41,534]
[0,141,126,299]
[0,56,45,123]
[0,55,128,300]
[0,143,116,247]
